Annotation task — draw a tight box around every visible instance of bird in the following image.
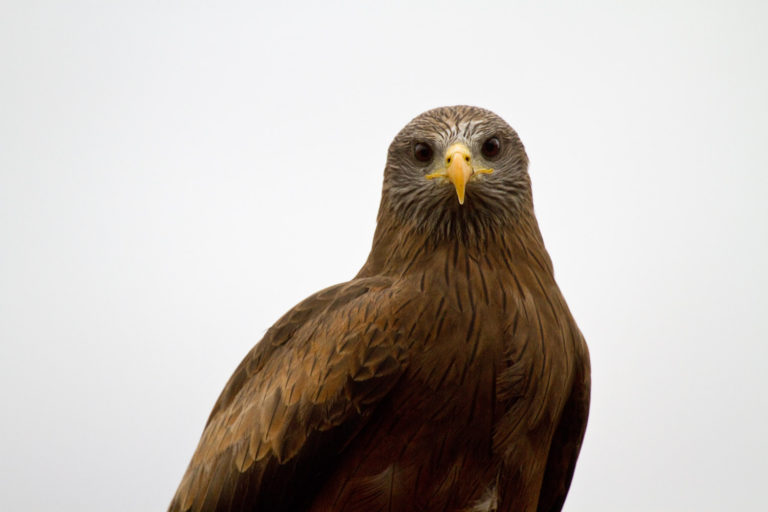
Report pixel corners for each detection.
[168,105,590,512]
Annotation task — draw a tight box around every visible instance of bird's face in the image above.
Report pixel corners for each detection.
[382,106,531,239]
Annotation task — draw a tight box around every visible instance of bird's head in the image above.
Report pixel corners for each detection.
[380,106,531,242]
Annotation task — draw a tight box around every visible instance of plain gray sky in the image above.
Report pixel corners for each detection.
[1,1,766,510]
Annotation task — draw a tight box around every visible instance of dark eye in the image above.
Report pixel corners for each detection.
[481,136,501,159]
[413,142,433,163]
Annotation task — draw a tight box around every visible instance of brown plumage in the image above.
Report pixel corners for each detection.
[169,105,590,512]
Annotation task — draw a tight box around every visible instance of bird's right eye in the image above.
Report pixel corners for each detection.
[413,142,433,163]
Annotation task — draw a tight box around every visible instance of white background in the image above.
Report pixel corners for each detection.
[2,1,766,510]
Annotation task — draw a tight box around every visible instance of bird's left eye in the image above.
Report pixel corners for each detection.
[481,136,501,159]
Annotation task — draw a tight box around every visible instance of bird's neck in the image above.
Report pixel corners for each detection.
[357,207,554,282]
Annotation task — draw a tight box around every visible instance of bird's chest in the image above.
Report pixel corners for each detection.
[399,269,574,431]
[310,270,578,511]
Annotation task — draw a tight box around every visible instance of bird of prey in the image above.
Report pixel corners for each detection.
[169,105,590,512]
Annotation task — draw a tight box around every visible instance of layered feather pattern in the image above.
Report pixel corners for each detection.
[169,106,590,512]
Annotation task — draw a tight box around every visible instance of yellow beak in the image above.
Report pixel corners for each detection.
[444,143,473,205]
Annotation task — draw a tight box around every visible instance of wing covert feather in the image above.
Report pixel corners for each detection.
[169,277,408,512]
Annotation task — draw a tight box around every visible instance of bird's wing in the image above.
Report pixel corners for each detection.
[536,330,591,512]
[168,276,408,512]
